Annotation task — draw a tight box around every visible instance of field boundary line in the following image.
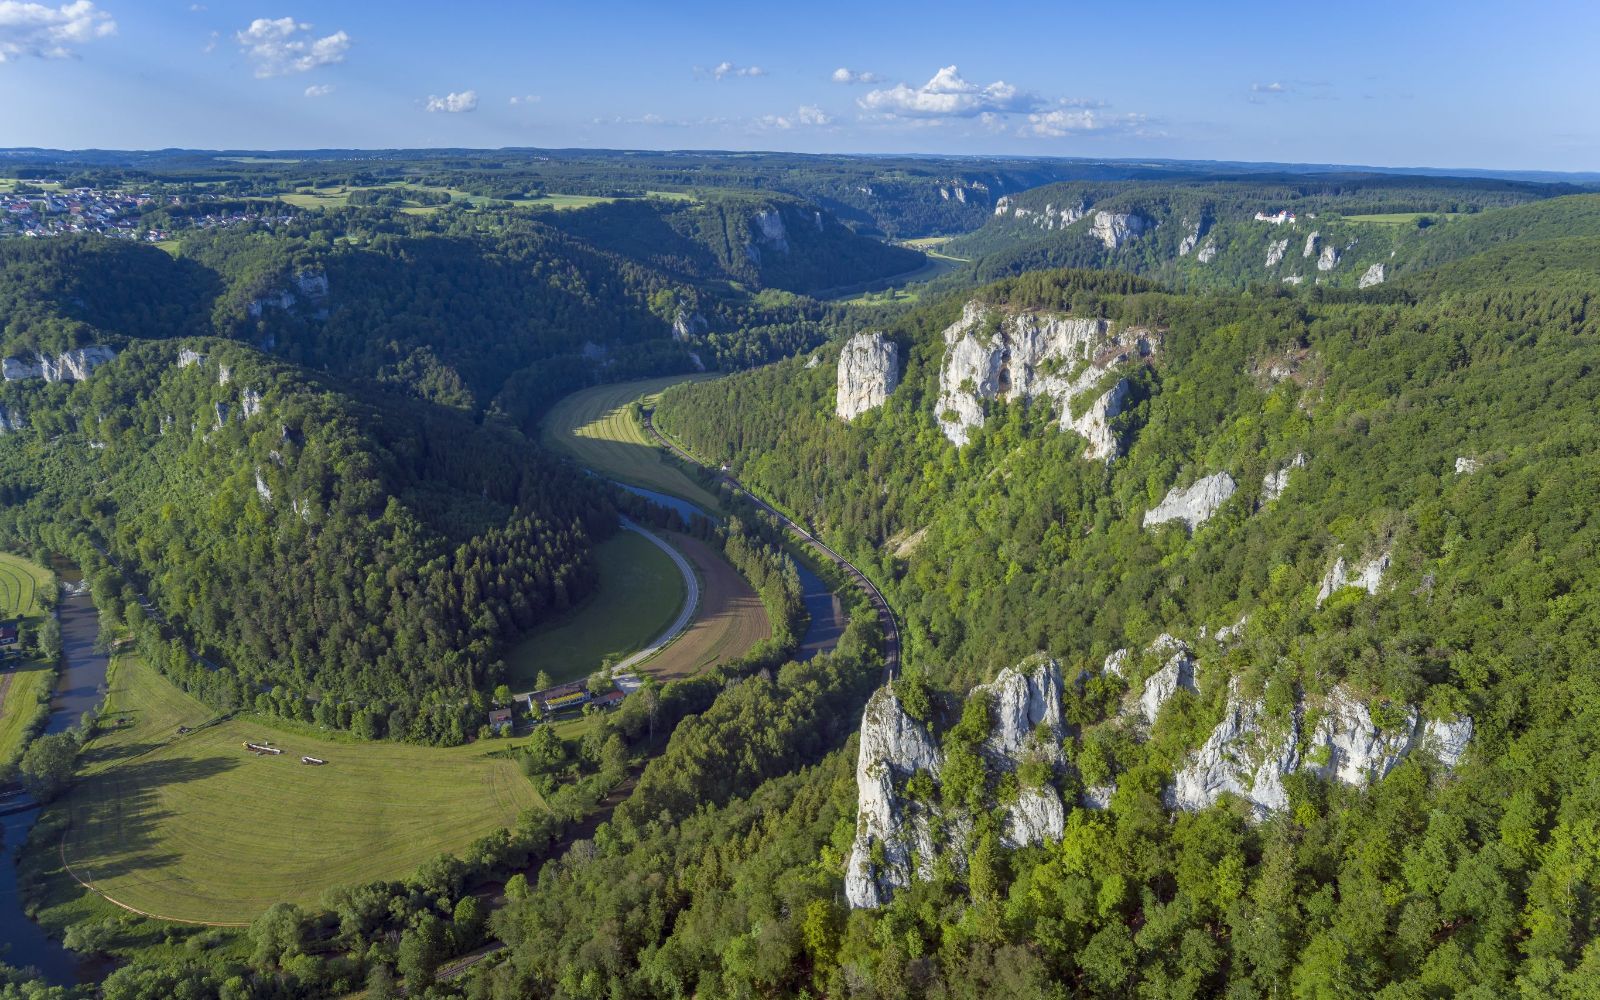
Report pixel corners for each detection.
[57,839,251,928]
[613,518,701,674]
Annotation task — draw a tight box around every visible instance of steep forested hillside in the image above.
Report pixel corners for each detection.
[0,339,611,742]
[632,257,1600,995]
[947,180,1594,292]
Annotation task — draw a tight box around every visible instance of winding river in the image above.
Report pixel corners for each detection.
[0,574,111,985]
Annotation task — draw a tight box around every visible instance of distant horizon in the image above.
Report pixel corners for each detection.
[3,146,1597,186]
[3,1,1597,171]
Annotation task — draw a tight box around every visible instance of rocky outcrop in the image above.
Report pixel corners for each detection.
[1316,551,1390,606]
[996,198,1088,232]
[178,349,206,368]
[671,308,708,341]
[1454,456,1480,474]
[935,300,1157,456]
[1089,211,1148,250]
[213,402,230,430]
[1359,263,1386,288]
[254,470,273,503]
[248,269,329,318]
[845,687,942,909]
[744,209,791,263]
[241,388,264,420]
[846,658,1069,908]
[1143,472,1237,531]
[1317,245,1340,272]
[1265,239,1289,268]
[1140,639,1198,724]
[1170,681,1297,817]
[836,332,900,421]
[2,346,117,383]
[1178,219,1207,257]
[1196,239,1218,264]
[218,365,231,387]
[1262,453,1308,502]
[0,405,24,434]
[1303,232,1320,259]
[1172,683,1474,818]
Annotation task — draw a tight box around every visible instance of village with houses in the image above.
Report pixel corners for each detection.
[0,184,291,241]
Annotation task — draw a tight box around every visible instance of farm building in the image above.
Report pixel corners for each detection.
[0,621,17,647]
[488,708,513,734]
[590,691,625,710]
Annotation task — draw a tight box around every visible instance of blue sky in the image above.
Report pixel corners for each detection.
[2,0,1597,171]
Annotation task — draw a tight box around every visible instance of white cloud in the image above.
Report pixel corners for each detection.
[0,0,116,62]
[509,94,540,105]
[1022,105,1147,137]
[235,17,349,77]
[831,67,881,85]
[703,60,764,80]
[858,65,1039,119]
[425,90,478,113]
[304,83,332,98]
[756,104,833,130]
[1251,81,1289,94]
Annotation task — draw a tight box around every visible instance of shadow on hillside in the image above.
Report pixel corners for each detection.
[63,753,240,884]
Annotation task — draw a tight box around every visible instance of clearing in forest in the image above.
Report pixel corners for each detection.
[48,655,557,924]
[0,552,55,765]
[503,529,687,690]
[542,375,724,515]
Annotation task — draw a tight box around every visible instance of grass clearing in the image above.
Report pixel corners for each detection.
[50,655,546,923]
[542,375,724,513]
[0,552,54,765]
[504,529,686,690]
[1345,212,1463,226]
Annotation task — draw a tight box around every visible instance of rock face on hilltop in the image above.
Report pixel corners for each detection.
[1143,472,1237,531]
[2,345,117,383]
[247,268,330,319]
[1266,239,1290,268]
[1171,683,1474,818]
[1359,262,1387,288]
[1317,245,1341,272]
[935,300,1157,455]
[1316,551,1390,605]
[836,331,900,421]
[744,209,791,263]
[846,657,1069,908]
[1139,636,1198,723]
[1089,211,1149,250]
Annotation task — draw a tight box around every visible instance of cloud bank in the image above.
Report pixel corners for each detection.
[236,16,349,77]
[425,90,478,113]
[0,1,116,62]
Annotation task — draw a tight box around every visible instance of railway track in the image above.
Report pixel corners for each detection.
[642,411,901,681]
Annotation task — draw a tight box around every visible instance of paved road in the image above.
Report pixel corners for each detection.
[612,517,700,674]
[642,411,901,681]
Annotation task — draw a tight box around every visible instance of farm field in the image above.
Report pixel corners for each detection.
[277,184,693,213]
[642,532,769,680]
[49,655,549,923]
[0,552,54,765]
[503,528,686,690]
[542,374,724,514]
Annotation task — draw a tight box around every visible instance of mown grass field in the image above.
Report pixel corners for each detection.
[52,656,547,923]
[542,374,724,513]
[277,184,694,213]
[0,552,54,765]
[503,529,686,690]
[1345,212,1463,225]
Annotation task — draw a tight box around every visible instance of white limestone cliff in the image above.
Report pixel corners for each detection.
[177,349,206,368]
[241,387,264,420]
[836,331,900,421]
[1266,239,1290,268]
[2,346,117,383]
[744,209,791,263]
[935,300,1156,456]
[1303,232,1320,259]
[1262,453,1308,502]
[1316,551,1391,606]
[1317,245,1340,272]
[1089,211,1148,250]
[1454,456,1481,474]
[1359,263,1386,288]
[1143,472,1237,531]
[847,658,1069,908]
[1179,219,1207,257]
[1170,680,1297,818]
[0,405,24,434]
[1196,239,1218,264]
[1140,640,1198,724]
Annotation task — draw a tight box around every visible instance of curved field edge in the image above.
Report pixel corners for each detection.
[503,529,686,690]
[541,374,724,514]
[42,655,559,924]
[0,552,56,766]
[637,532,770,680]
